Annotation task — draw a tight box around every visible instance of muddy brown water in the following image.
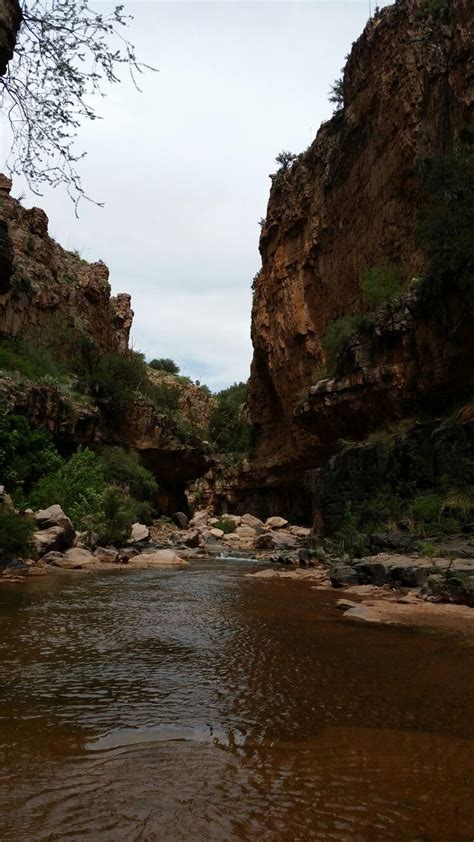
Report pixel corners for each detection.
[0,559,473,841]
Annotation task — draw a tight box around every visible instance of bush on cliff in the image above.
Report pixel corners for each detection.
[149,358,180,375]
[209,382,252,454]
[417,145,474,278]
[322,314,374,374]
[0,507,35,564]
[361,263,405,307]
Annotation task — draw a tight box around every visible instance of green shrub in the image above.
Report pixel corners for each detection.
[147,381,181,416]
[214,518,236,534]
[0,507,35,562]
[322,315,373,374]
[28,447,106,527]
[414,540,437,558]
[148,358,180,375]
[100,446,158,501]
[209,382,252,454]
[335,503,366,558]
[88,350,148,427]
[416,146,474,278]
[411,494,443,526]
[0,405,63,502]
[86,486,146,545]
[329,76,344,111]
[361,263,404,307]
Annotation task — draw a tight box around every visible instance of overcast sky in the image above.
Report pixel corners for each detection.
[1,0,393,391]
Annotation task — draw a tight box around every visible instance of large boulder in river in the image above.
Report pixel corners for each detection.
[137,550,189,567]
[185,530,201,548]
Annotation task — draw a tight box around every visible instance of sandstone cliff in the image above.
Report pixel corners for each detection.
[0,175,133,352]
[245,0,473,518]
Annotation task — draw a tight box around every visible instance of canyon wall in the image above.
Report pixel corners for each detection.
[244,0,473,517]
[0,176,133,352]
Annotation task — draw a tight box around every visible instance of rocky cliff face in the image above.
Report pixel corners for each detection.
[248,0,472,483]
[0,0,20,76]
[0,176,133,352]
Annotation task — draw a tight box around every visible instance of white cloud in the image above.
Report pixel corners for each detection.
[1,1,392,390]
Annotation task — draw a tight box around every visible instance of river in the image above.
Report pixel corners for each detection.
[0,559,473,841]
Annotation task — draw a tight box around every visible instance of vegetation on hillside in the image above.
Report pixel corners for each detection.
[208,382,252,455]
[149,358,180,375]
[0,404,158,548]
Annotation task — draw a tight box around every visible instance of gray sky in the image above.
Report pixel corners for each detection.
[1,1,393,391]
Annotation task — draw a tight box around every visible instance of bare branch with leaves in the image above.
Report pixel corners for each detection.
[0,0,155,211]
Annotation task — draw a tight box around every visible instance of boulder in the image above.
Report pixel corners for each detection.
[189,510,209,528]
[118,548,139,564]
[241,513,264,529]
[33,527,70,556]
[172,511,188,529]
[185,530,201,548]
[136,550,189,567]
[63,548,95,565]
[209,528,224,539]
[221,514,241,527]
[33,506,75,553]
[329,564,360,588]
[289,525,311,538]
[129,523,150,543]
[236,525,257,540]
[94,547,119,564]
[271,531,298,548]
[34,505,74,539]
[254,532,275,550]
[42,551,65,564]
[353,561,387,587]
[265,516,289,530]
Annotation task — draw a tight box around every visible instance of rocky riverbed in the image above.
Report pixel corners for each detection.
[3,502,474,636]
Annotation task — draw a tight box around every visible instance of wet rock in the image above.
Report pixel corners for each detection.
[336,599,359,611]
[94,547,119,564]
[184,530,200,548]
[63,548,95,565]
[329,564,359,588]
[129,523,150,543]
[118,548,139,564]
[172,511,188,529]
[135,550,189,567]
[254,532,276,550]
[271,531,298,549]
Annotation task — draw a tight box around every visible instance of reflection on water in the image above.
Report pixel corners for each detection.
[0,561,473,841]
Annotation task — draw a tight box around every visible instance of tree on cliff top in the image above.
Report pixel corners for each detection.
[0,0,154,209]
